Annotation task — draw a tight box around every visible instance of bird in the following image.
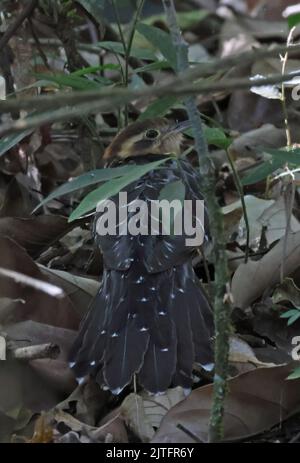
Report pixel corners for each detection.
[69,117,214,394]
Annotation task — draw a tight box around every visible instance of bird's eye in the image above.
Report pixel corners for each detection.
[145,129,160,139]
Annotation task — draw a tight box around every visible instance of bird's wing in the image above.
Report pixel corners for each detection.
[93,158,209,272]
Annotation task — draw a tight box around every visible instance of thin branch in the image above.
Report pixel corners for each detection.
[176,423,204,443]
[281,27,296,147]
[226,151,250,263]
[10,343,60,360]
[1,71,299,136]
[123,0,145,125]
[0,267,64,298]
[0,0,38,50]
[162,0,232,444]
[33,38,300,78]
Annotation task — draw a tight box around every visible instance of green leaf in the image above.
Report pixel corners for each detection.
[288,314,300,326]
[76,0,105,23]
[185,125,231,149]
[71,64,120,76]
[263,148,300,166]
[158,179,186,235]
[287,312,300,326]
[136,23,177,70]
[138,96,178,121]
[242,148,300,185]
[68,158,171,222]
[97,41,157,61]
[242,159,286,186]
[0,130,33,157]
[287,366,300,380]
[133,60,171,74]
[33,165,149,212]
[159,179,186,203]
[204,127,231,149]
[143,9,209,30]
[288,13,300,29]
[35,73,111,90]
[280,309,300,319]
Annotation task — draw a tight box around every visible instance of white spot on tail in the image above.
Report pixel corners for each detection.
[111,386,125,395]
[201,362,214,372]
[76,377,85,385]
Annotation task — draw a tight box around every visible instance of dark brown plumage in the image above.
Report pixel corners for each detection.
[69,118,214,394]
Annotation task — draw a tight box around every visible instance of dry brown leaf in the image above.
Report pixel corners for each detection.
[231,231,300,309]
[54,408,128,443]
[0,216,73,258]
[228,124,286,159]
[152,363,300,443]
[0,237,79,329]
[229,335,275,367]
[121,387,186,442]
[39,266,99,318]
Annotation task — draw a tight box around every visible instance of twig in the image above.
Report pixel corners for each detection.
[10,343,60,360]
[2,71,300,113]
[1,71,300,137]
[28,18,50,70]
[32,38,300,79]
[123,0,145,125]
[226,150,250,263]
[176,423,204,443]
[280,27,296,147]
[0,267,64,298]
[0,0,38,50]
[162,0,232,443]
[281,173,296,282]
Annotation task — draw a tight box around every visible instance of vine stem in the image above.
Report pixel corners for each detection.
[281,26,296,148]
[162,0,232,442]
[111,0,145,126]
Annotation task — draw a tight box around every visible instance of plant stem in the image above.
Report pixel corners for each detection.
[281,26,296,147]
[162,0,232,443]
[124,0,145,125]
[226,151,250,263]
[0,71,300,117]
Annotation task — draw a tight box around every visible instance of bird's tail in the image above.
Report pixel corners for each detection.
[69,262,214,394]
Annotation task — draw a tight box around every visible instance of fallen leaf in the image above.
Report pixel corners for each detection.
[153,363,300,443]
[229,335,275,367]
[231,231,300,309]
[121,387,186,442]
[0,216,73,258]
[39,266,100,318]
[0,237,79,329]
[273,278,300,309]
[228,124,286,159]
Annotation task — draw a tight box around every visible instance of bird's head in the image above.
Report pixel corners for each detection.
[103,117,190,162]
